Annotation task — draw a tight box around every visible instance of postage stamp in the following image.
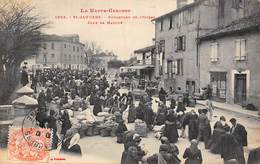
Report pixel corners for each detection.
[8,126,52,162]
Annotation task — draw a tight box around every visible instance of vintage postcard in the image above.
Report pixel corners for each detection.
[0,0,260,163]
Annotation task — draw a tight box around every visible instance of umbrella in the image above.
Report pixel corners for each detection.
[12,95,38,106]
[16,86,34,94]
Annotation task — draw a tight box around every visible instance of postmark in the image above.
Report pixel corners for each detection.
[8,126,52,162]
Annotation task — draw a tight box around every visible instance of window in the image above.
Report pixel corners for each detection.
[51,54,55,58]
[51,43,55,50]
[172,61,177,74]
[77,47,79,52]
[160,19,164,31]
[235,39,246,61]
[64,54,67,61]
[73,55,76,61]
[64,44,66,48]
[169,16,173,29]
[210,42,219,62]
[174,36,186,51]
[69,55,71,60]
[177,59,183,75]
[77,56,79,61]
[73,46,75,52]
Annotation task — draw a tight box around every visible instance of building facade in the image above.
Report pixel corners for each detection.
[199,13,260,110]
[153,0,220,94]
[36,34,87,70]
[132,45,156,81]
[152,0,260,94]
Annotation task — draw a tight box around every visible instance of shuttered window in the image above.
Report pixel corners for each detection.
[235,39,247,61]
[210,42,219,62]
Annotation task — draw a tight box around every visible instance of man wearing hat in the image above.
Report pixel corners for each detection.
[230,118,247,164]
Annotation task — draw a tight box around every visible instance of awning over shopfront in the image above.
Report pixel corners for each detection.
[130,65,155,70]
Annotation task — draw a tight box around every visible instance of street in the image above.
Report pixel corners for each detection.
[37,90,260,163]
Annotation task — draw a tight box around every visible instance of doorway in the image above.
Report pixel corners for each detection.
[234,74,247,105]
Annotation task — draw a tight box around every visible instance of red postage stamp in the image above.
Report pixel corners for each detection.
[8,127,52,162]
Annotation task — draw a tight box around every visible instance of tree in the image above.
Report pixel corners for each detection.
[0,0,48,104]
[107,60,126,69]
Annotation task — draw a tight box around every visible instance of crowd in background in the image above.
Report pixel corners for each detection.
[19,67,260,164]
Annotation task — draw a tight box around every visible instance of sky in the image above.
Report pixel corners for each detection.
[25,0,177,60]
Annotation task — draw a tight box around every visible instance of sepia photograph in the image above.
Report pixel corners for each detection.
[0,0,260,163]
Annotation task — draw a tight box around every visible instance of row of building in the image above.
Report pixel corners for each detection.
[132,0,260,109]
[24,34,116,71]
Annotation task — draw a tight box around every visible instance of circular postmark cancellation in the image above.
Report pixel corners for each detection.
[8,126,52,162]
[21,108,63,151]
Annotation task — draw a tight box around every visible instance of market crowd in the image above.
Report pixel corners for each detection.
[21,67,260,164]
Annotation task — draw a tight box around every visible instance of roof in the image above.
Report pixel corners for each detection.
[16,86,34,94]
[41,34,84,45]
[130,65,155,70]
[12,95,38,106]
[134,45,155,54]
[199,13,260,41]
[152,0,204,22]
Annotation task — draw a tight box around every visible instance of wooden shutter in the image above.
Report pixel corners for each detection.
[241,39,246,60]
[174,37,178,51]
[235,40,241,60]
[182,36,186,51]
[177,59,180,75]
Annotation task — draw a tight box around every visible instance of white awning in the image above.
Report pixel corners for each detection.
[130,65,155,70]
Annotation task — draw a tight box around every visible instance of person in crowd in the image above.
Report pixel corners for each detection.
[187,110,199,141]
[147,144,180,164]
[163,109,179,143]
[125,134,146,164]
[170,98,176,110]
[230,118,247,164]
[248,147,260,164]
[155,102,167,126]
[219,132,243,164]
[46,87,53,103]
[183,139,202,164]
[21,67,29,86]
[209,116,230,154]
[127,103,136,123]
[36,107,47,128]
[160,137,181,163]
[176,101,187,138]
[158,87,167,104]
[121,131,135,164]
[63,133,82,156]
[143,102,155,130]
[60,109,72,139]
[115,119,128,143]
[136,101,145,121]
[197,109,211,149]
[93,93,103,116]
[214,116,230,132]
[206,98,214,122]
[46,110,58,149]
[37,90,46,109]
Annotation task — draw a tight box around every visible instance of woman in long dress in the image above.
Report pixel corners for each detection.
[183,139,202,164]
[163,109,179,143]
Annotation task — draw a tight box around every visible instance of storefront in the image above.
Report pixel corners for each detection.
[210,72,227,102]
